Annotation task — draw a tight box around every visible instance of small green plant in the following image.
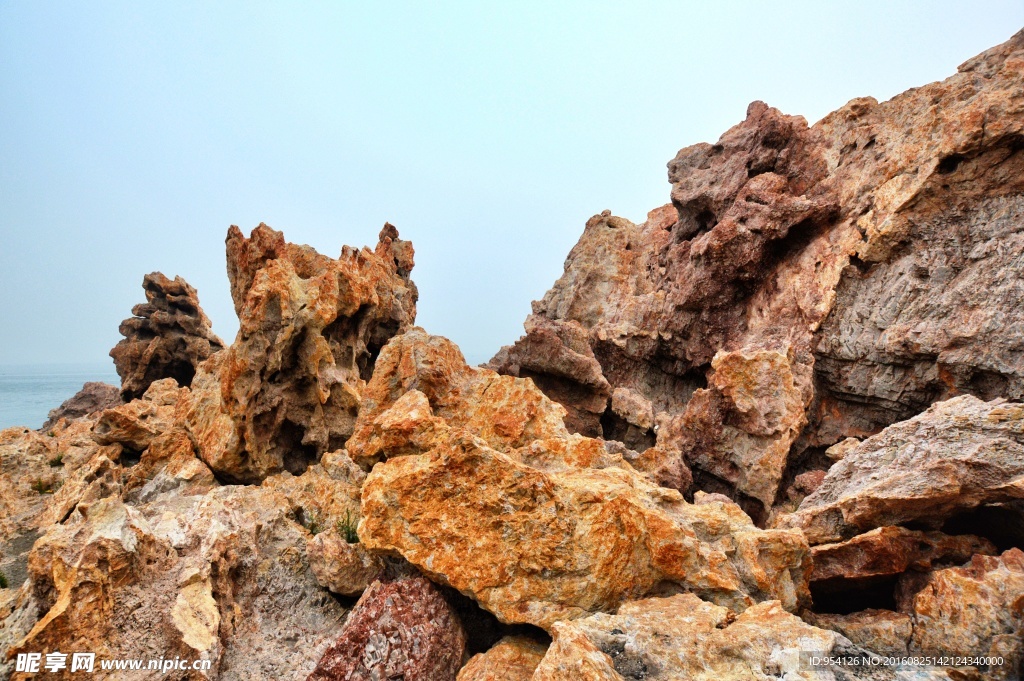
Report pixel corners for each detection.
[305,511,324,536]
[48,454,64,467]
[336,509,359,544]
[47,431,55,438]
[31,478,52,494]
[0,571,8,589]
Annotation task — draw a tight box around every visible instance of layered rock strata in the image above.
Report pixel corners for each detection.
[110,272,224,400]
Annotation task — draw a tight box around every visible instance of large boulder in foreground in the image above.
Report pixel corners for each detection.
[187,223,418,483]
[357,330,809,631]
[110,272,224,400]
[778,395,1024,544]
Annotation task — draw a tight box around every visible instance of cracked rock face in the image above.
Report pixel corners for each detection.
[491,30,1024,517]
[110,272,224,401]
[307,575,466,681]
[357,330,810,631]
[778,395,1024,544]
[456,636,547,681]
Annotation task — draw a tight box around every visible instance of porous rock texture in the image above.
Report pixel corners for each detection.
[491,29,1024,519]
[185,222,418,484]
[306,575,466,681]
[110,272,225,400]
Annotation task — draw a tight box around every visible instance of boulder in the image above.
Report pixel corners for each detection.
[532,593,906,680]
[307,575,466,681]
[456,636,547,681]
[40,382,121,431]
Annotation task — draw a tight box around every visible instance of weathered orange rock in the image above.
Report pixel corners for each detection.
[810,526,997,584]
[110,272,224,400]
[801,609,913,657]
[456,636,547,681]
[358,337,810,630]
[189,223,418,483]
[902,549,1024,679]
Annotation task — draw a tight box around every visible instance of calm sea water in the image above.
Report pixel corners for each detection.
[0,363,120,430]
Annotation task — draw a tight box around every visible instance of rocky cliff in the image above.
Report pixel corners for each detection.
[3,30,1024,681]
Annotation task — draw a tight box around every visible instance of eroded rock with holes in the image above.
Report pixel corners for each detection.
[186,223,418,483]
[110,272,224,400]
[307,575,466,681]
[40,382,121,432]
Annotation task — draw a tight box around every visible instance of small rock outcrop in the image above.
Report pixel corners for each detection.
[456,636,547,681]
[40,382,121,431]
[110,272,224,400]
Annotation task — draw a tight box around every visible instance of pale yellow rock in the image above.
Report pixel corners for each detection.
[171,575,220,652]
[456,636,547,681]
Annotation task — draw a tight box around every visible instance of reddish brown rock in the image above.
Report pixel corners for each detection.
[491,30,1024,515]
[810,526,996,584]
[110,272,224,400]
[40,382,121,431]
[187,223,418,483]
[307,575,466,681]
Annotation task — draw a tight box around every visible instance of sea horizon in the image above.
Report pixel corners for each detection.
[0,361,120,430]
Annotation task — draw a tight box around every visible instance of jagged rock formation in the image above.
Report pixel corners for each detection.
[4,30,1024,681]
[110,272,224,400]
[40,382,121,431]
[184,223,418,484]
[491,31,1024,520]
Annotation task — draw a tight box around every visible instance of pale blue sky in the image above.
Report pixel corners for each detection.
[1,2,1021,366]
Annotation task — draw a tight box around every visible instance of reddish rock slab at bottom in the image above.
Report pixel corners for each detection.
[307,575,467,681]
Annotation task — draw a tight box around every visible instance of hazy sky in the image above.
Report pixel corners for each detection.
[2,2,1021,367]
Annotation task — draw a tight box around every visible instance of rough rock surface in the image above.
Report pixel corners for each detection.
[456,636,547,681]
[307,575,466,681]
[358,330,810,630]
[492,30,1024,517]
[40,382,121,431]
[186,223,418,484]
[307,531,384,597]
[110,272,224,400]
[780,396,1024,543]
[532,593,906,680]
